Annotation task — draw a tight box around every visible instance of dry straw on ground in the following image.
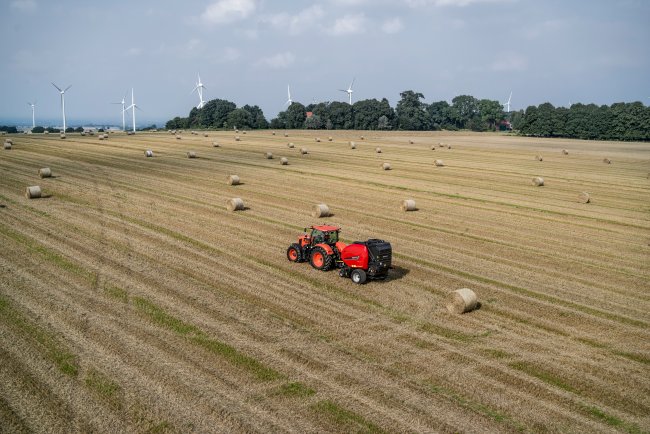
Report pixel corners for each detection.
[226,197,244,211]
[312,203,331,218]
[401,199,416,211]
[382,162,391,170]
[579,192,591,203]
[446,288,478,314]
[25,186,42,199]
[434,159,445,167]
[280,157,288,165]
[187,151,197,158]
[38,168,52,178]
[532,176,545,186]
[144,150,153,157]
[227,175,240,186]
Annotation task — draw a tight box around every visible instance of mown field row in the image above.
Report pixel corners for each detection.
[1,130,648,433]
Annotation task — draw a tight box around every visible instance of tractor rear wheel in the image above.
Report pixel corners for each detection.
[310,247,332,271]
[350,269,367,284]
[287,244,302,262]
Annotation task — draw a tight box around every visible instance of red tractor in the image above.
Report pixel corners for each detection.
[286,225,392,284]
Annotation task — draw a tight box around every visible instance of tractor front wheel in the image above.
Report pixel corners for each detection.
[287,244,302,262]
[310,247,332,271]
[350,269,367,284]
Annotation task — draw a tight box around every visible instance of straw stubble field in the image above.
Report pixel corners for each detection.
[0,130,648,433]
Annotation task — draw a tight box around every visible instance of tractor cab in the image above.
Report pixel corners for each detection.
[299,225,340,248]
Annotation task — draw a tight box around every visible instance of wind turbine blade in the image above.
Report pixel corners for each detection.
[64,85,72,92]
[338,89,347,92]
[135,106,143,112]
[350,77,355,89]
[191,86,198,94]
[51,82,62,92]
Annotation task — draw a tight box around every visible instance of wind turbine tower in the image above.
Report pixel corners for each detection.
[504,91,512,113]
[286,85,293,106]
[52,83,71,131]
[339,78,355,105]
[27,101,36,128]
[125,88,140,133]
[111,94,127,131]
[192,74,207,109]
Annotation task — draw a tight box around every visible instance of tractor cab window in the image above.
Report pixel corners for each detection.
[310,229,324,244]
[325,231,339,243]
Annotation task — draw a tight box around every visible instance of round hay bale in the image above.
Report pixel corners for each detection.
[212,142,220,147]
[562,149,569,155]
[284,132,289,137]
[235,129,239,134]
[300,147,309,155]
[226,197,244,211]
[103,134,108,139]
[242,131,246,135]
[191,131,196,135]
[60,134,66,139]
[409,139,414,144]
[80,132,86,136]
[144,150,153,157]
[265,152,273,159]
[350,141,356,149]
[287,142,295,148]
[44,131,50,135]
[272,131,276,135]
[328,136,333,142]
[446,288,478,314]
[376,147,382,153]
[25,186,42,199]
[401,199,416,212]
[187,151,197,158]
[315,137,321,142]
[38,168,52,178]
[176,135,181,140]
[360,135,365,140]
[98,136,104,141]
[204,133,208,137]
[532,176,544,186]
[447,145,452,149]
[579,192,591,204]
[5,138,13,144]
[3,143,11,150]
[280,157,288,165]
[381,162,391,170]
[227,175,240,186]
[312,203,330,218]
[603,158,611,164]
[535,155,543,161]
[434,159,445,167]
[235,136,241,141]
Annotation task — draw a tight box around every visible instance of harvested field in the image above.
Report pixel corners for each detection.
[0,130,649,433]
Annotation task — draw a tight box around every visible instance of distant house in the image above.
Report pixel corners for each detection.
[305,111,313,118]
[498,120,512,131]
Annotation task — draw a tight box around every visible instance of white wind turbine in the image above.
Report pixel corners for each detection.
[192,74,207,109]
[51,83,71,131]
[111,94,127,131]
[339,77,355,105]
[286,84,293,106]
[504,91,512,113]
[124,88,141,133]
[27,101,36,128]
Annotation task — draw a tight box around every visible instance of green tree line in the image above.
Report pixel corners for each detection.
[165,91,650,141]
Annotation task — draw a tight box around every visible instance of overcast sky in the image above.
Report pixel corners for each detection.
[0,0,648,126]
